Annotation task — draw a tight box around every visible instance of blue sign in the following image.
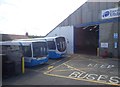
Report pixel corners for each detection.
[114,33,118,39]
[114,42,117,49]
[102,8,120,19]
[102,11,110,18]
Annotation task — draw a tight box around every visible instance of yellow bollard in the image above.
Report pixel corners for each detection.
[22,56,25,74]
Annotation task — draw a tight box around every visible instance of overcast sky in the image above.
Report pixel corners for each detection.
[0,0,87,36]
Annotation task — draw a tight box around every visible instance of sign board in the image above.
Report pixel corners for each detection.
[102,7,120,19]
[101,43,108,48]
[114,42,117,48]
[114,33,118,39]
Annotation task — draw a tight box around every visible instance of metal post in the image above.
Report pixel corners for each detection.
[22,56,25,74]
[117,2,120,58]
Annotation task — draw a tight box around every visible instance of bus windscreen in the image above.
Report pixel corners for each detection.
[56,37,66,52]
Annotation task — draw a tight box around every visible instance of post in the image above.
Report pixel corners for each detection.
[97,48,99,57]
[21,56,25,74]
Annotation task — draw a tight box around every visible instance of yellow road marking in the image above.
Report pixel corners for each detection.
[54,68,92,72]
[63,63,91,72]
[44,63,63,74]
[53,69,75,72]
[48,66,54,70]
[53,67,93,72]
[44,59,72,74]
[46,62,93,72]
[45,57,103,74]
[44,73,120,86]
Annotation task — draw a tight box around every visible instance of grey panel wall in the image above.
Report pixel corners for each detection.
[107,2,115,8]
[113,22,119,58]
[99,23,114,56]
[92,2,100,22]
[99,22,119,58]
[81,2,88,23]
[118,22,120,58]
[85,2,92,23]
[58,2,116,27]
[75,8,82,25]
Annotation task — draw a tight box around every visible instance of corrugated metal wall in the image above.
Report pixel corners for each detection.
[58,2,115,27]
[119,21,120,58]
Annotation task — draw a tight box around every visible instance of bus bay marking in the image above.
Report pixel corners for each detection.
[87,63,115,69]
[69,71,120,84]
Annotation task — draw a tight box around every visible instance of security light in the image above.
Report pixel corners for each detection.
[93,25,97,29]
[83,27,88,30]
[95,30,99,32]
[90,29,92,31]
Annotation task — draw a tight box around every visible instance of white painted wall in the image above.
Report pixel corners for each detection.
[46,26,74,54]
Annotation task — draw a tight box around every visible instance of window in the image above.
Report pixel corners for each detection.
[33,42,47,57]
[47,41,56,50]
[2,45,22,53]
[56,37,66,52]
[22,45,32,57]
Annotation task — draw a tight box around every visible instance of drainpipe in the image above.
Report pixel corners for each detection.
[117,2,120,58]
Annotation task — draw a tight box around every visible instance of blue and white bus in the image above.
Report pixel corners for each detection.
[2,40,48,67]
[14,36,67,59]
[45,36,67,59]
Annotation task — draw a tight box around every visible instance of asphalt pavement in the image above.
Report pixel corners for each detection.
[2,54,120,86]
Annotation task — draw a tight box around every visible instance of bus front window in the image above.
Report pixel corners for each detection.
[56,37,66,52]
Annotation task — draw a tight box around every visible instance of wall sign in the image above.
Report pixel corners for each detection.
[114,33,118,39]
[114,42,117,49]
[102,7,120,19]
[101,43,108,48]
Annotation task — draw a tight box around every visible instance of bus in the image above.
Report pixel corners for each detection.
[45,36,67,59]
[1,40,48,67]
[14,36,67,59]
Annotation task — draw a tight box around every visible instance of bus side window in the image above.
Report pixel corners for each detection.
[10,45,20,51]
[23,46,32,57]
[47,41,56,50]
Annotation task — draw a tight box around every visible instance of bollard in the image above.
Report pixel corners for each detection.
[21,56,25,74]
[97,48,99,57]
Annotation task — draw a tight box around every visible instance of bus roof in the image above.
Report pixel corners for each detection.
[44,36,64,39]
[13,38,46,42]
[44,36,65,41]
[0,41,21,45]
[1,39,46,46]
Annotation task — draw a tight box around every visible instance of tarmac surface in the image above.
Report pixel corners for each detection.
[2,54,120,86]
